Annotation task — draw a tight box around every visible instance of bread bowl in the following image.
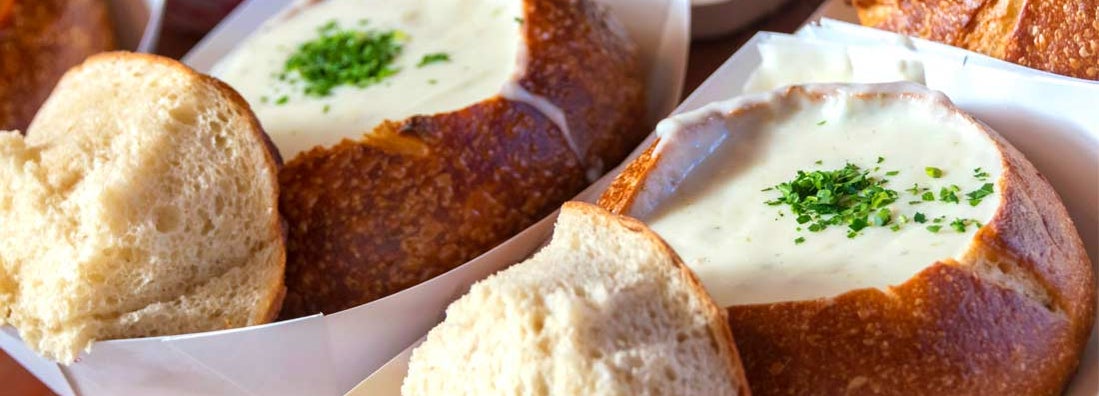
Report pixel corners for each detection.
[0,52,286,363]
[213,0,646,317]
[598,82,1095,394]
[852,0,1099,80]
[0,0,115,131]
[402,201,749,395]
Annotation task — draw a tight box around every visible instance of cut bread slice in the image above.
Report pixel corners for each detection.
[0,52,286,363]
[401,202,749,396]
[599,83,1095,395]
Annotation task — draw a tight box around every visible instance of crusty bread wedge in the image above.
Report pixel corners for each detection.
[853,0,1099,80]
[0,52,286,363]
[0,0,115,131]
[401,202,749,396]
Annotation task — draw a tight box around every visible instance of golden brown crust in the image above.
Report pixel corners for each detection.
[278,0,646,317]
[853,0,1099,80]
[563,202,751,395]
[0,0,115,132]
[597,85,1095,395]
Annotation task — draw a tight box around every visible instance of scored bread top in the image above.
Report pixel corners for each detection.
[598,83,1094,395]
[401,201,749,396]
[853,0,1099,80]
[0,52,286,363]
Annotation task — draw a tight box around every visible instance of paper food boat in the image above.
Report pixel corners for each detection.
[348,19,1099,395]
[0,0,690,394]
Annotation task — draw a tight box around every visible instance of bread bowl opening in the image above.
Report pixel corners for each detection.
[213,0,524,160]
[636,85,1004,306]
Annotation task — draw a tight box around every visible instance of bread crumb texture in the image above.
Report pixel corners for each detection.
[0,53,284,363]
[402,203,742,396]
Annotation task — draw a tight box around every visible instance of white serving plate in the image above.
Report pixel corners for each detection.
[691,0,791,39]
[0,0,690,395]
[349,20,1099,395]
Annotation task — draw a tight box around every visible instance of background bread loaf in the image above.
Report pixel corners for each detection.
[853,0,1099,80]
[0,52,285,363]
[0,0,115,131]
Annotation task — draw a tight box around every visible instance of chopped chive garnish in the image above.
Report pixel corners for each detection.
[925,167,944,178]
[417,52,451,67]
[965,183,995,206]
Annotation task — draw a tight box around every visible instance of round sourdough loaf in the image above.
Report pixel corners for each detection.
[218,0,646,317]
[0,0,115,131]
[598,83,1095,395]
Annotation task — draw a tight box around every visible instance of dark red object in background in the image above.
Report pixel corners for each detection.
[164,0,243,33]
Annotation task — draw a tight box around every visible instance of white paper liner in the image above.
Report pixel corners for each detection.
[349,20,1099,395]
[1,0,690,394]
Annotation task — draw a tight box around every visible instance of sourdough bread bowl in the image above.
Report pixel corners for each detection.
[598,83,1095,395]
[0,52,286,363]
[852,0,1099,80]
[402,202,750,395]
[212,0,646,317]
[0,0,115,131]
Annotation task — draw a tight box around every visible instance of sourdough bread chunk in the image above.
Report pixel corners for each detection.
[0,52,286,363]
[599,83,1095,395]
[215,0,646,316]
[401,202,749,396]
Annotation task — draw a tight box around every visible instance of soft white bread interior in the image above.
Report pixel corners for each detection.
[401,202,749,395]
[0,52,286,363]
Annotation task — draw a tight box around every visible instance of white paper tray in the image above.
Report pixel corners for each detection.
[348,21,1099,395]
[0,0,690,395]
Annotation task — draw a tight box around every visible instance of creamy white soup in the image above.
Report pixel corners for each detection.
[214,0,526,159]
[645,88,1003,306]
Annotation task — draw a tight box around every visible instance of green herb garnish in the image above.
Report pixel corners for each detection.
[927,225,942,233]
[921,191,935,201]
[926,167,944,178]
[939,186,960,204]
[877,156,885,164]
[281,21,404,97]
[906,183,928,195]
[514,16,525,24]
[794,237,806,244]
[275,95,289,105]
[973,168,990,181]
[763,163,898,236]
[965,183,995,206]
[886,170,900,176]
[817,120,827,126]
[417,52,451,67]
[914,212,927,223]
